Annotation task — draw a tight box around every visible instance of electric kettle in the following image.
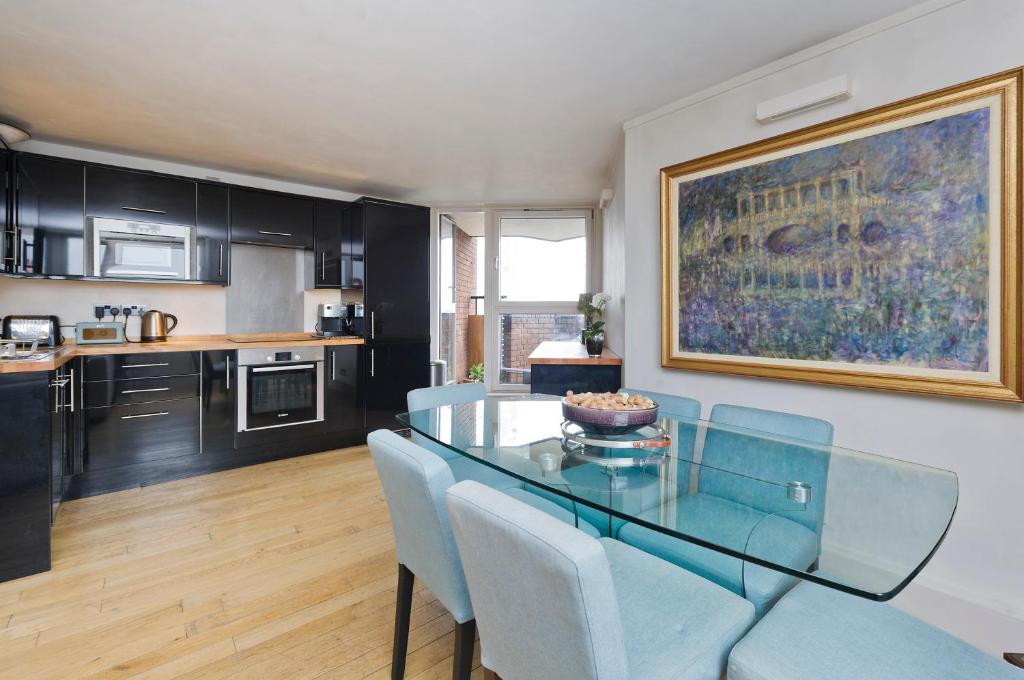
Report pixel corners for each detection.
[140,310,178,342]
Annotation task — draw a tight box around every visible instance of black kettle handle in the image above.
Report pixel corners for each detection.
[165,314,178,334]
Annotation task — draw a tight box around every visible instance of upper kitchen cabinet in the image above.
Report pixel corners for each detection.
[196,183,230,284]
[85,165,197,226]
[13,154,86,277]
[313,198,348,288]
[0,149,10,269]
[359,198,430,341]
[229,187,313,249]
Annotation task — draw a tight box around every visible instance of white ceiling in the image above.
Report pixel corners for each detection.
[0,0,924,204]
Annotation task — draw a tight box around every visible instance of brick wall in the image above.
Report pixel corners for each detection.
[454,227,477,381]
[500,314,584,384]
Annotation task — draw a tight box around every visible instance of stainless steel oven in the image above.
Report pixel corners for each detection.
[87,217,197,280]
[236,346,325,432]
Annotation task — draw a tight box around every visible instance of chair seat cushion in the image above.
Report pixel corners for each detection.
[447,456,522,491]
[501,488,601,538]
[728,580,1023,680]
[601,538,755,680]
[617,493,819,617]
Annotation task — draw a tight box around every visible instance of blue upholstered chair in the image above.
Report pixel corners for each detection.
[620,387,701,421]
[619,404,834,618]
[367,431,602,679]
[728,580,1024,680]
[445,479,756,680]
[407,383,520,490]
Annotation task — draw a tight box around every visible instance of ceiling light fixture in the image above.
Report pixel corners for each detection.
[0,122,31,146]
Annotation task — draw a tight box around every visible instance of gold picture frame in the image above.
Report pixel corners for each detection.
[661,68,1022,401]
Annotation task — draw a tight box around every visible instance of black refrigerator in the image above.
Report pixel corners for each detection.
[346,198,431,431]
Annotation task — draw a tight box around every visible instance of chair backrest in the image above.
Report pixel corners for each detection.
[445,480,629,680]
[621,388,701,472]
[366,429,473,623]
[620,387,700,420]
[407,383,486,459]
[700,404,833,536]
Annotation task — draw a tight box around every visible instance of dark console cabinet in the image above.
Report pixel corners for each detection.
[201,350,236,455]
[325,345,364,433]
[364,341,430,432]
[197,183,230,283]
[230,187,314,249]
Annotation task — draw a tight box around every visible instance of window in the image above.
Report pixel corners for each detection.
[498,215,587,302]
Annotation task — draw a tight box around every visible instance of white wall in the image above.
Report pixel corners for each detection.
[620,0,1024,654]
[601,141,626,355]
[0,140,363,334]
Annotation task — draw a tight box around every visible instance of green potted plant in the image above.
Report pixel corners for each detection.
[578,292,609,356]
[468,363,484,383]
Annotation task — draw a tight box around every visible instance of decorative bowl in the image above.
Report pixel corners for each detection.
[561,398,659,435]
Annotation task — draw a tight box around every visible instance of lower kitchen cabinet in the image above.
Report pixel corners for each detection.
[83,398,200,470]
[0,372,52,581]
[364,342,429,431]
[201,350,237,454]
[325,345,363,433]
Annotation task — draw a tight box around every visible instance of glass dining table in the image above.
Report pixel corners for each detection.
[397,394,959,602]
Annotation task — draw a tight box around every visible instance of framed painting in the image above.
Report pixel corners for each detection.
[661,69,1022,401]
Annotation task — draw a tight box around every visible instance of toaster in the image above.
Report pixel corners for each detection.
[1,315,64,346]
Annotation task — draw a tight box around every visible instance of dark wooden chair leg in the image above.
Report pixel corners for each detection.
[392,563,415,680]
[452,618,476,680]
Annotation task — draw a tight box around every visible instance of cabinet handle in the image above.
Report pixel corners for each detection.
[370,349,375,377]
[321,252,326,281]
[252,364,315,373]
[70,368,76,413]
[121,206,167,214]
[121,387,170,394]
[121,411,169,420]
[123,362,170,368]
[258,230,293,237]
[331,351,336,381]
[370,312,376,340]
[226,355,231,390]
[49,378,71,388]
[218,244,224,276]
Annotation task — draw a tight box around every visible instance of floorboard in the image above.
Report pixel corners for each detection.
[0,446,480,679]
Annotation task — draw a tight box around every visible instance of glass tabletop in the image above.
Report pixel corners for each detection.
[397,394,958,601]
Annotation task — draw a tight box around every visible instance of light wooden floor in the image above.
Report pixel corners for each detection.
[0,446,485,679]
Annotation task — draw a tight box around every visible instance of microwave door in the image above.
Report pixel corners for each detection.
[90,218,195,279]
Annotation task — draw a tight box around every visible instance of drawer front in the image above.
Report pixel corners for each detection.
[86,166,197,226]
[84,398,199,471]
[84,374,199,409]
[83,352,200,382]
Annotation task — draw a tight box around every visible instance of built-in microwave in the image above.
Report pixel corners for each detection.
[87,217,196,280]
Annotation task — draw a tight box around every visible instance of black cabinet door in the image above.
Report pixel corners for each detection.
[201,350,236,455]
[325,345,363,433]
[0,372,52,580]
[230,187,314,249]
[85,165,196,226]
[82,351,200,382]
[0,150,10,271]
[197,183,230,283]
[314,199,346,288]
[84,398,200,471]
[364,342,430,431]
[363,200,430,341]
[341,201,364,289]
[15,155,86,277]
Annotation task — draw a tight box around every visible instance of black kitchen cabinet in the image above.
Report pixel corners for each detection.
[82,351,200,382]
[359,199,430,342]
[325,345,364,433]
[201,350,236,455]
[0,372,52,581]
[83,398,200,471]
[197,183,230,283]
[0,149,10,270]
[13,154,86,277]
[314,199,348,288]
[85,165,196,226]
[230,187,314,249]
[364,342,430,431]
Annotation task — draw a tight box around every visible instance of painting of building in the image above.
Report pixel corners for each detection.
[673,106,992,373]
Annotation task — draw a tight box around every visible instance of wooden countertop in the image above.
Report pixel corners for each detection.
[527,341,622,366]
[0,333,365,374]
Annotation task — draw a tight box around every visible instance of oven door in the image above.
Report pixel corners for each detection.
[238,362,324,431]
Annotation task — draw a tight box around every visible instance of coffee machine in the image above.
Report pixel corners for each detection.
[316,303,349,337]
[346,303,365,336]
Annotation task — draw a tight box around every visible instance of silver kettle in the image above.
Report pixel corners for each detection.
[140,310,178,342]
